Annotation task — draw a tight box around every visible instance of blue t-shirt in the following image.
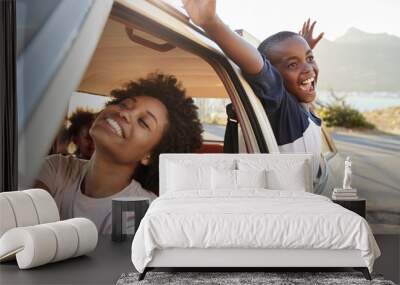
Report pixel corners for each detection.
[243,56,322,178]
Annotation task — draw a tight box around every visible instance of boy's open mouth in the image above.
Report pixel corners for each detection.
[299,77,315,93]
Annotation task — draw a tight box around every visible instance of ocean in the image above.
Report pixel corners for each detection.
[317,91,400,112]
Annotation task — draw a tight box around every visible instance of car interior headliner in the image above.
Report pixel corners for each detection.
[77,18,229,99]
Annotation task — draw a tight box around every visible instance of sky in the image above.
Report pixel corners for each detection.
[169,0,400,41]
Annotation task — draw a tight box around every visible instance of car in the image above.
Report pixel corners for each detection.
[16,0,396,233]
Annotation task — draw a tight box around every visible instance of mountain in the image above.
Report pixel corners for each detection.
[314,28,400,92]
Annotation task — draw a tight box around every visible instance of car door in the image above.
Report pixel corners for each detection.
[314,127,343,195]
[77,0,279,154]
[19,0,278,188]
[17,0,113,187]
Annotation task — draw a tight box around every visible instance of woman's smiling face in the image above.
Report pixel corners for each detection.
[90,96,169,165]
[269,35,319,103]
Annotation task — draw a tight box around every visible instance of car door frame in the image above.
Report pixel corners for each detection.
[112,0,279,154]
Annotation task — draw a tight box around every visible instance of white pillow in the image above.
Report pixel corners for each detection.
[211,169,268,191]
[266,166,306,191]
[211,168,237,191]
[236,169,267,189]
[238,159,309,191]
[167,162,211,191]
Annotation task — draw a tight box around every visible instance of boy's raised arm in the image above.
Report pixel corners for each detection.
[182,0,263,75]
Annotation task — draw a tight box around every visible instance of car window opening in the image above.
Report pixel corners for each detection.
[38,16,252,165]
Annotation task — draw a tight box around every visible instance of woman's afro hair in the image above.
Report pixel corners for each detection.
[107,72,203,195]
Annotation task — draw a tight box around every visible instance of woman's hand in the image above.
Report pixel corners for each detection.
[300,19,324,49]
[182,0,217,29]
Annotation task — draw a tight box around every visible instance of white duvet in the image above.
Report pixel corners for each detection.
[131,190,380,273]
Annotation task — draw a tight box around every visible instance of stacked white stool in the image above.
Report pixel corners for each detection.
[0,189,97,269]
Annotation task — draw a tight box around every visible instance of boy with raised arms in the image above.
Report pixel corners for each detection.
[183,0,324,179]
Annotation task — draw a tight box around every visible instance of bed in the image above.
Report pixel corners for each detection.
[131,154,380,280]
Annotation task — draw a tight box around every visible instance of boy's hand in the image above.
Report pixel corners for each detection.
[182,0,263,74]
[182,0,217,29]
[300,19,324,49]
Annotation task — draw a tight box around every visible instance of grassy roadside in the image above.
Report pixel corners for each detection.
[320,106,400,136]
[363,106,400,135]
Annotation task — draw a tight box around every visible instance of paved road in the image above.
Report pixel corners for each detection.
[331,132,400,234]
[202,123,400,233]
[332,132,400,154]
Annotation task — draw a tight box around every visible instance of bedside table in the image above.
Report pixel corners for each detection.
[112,197,150,242]
[332,198,366,218]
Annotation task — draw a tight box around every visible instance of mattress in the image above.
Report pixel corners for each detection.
[131,190,380,273]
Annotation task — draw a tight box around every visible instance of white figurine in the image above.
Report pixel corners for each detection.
[343,156,352,189]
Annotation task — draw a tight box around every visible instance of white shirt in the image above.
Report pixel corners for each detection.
[37,154,156,234]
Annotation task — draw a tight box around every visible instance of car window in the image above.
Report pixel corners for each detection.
[16,0,111,187]
[16,0,60,56]
[194,98,230,142]
[72,18,241,153]
[16,0,93,133]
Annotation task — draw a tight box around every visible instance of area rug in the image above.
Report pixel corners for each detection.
[116,271,396,285]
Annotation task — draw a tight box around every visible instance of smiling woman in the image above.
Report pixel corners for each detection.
[34,73,203,234]
[101,72,204,193]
